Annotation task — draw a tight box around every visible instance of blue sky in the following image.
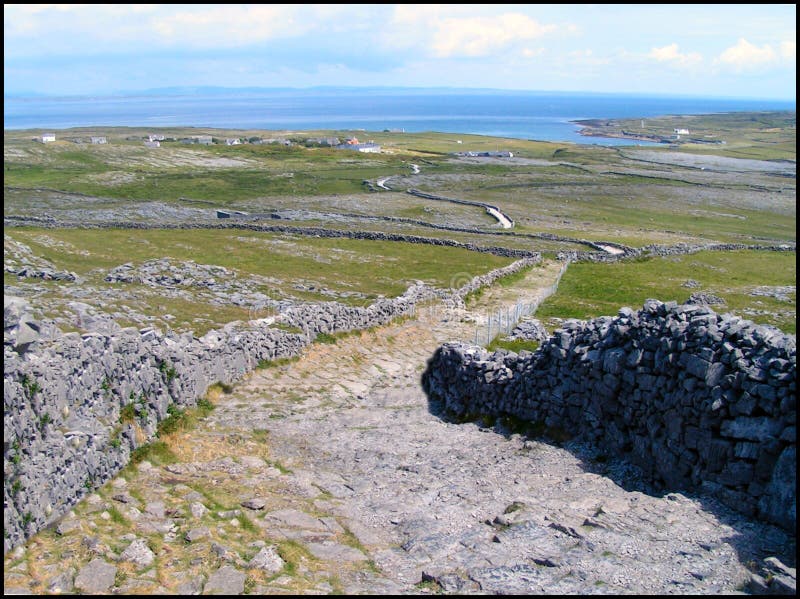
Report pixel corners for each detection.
[3,4,796,99]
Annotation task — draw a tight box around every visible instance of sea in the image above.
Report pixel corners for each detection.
[3,89,795,146]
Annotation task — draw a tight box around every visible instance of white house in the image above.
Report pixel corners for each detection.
[90,136,107,144]
[41,133,56,143]
[225,138,241,146]
[148,134,166,142]
[336,142,381,153]
[144,140,160,148]
[196,135,213,145]
[674,128,690,135]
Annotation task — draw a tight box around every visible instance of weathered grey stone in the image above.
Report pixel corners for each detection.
[721,418,783,442]
[306,541,367,562]
[176,575,205,595]
[118,538,155,568]
[203,565,245,595]
[46,569,75,594]
[189,501,207,519]
[73,558,117,594]
[241,497,266,510]
[263,508,328,530]
[56,518,81,536]
[758,447,796,531]
[248,545,285,574]
[185,527,211,543]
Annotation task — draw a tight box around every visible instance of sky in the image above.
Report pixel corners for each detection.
[3,4,796,100]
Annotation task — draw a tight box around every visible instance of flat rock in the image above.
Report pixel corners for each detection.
[305,541,367,563]
[185,527,211,543]
[241,498,266,510]
[262,508,327,530]
[203,565,245,595]
[248,545,285,574]
[119,539,155,568]
[73,558,117,594]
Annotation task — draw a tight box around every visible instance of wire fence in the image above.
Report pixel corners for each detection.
[472,260,569,345]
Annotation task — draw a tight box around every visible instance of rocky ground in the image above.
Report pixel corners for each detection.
[4,261,795,595]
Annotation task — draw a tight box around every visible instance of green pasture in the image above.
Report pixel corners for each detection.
[5,227,514,334]
[536,250,796,334]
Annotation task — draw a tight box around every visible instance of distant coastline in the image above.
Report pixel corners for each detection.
[572,110,796,152]
[4,90,795,146]
[572,118,673,144]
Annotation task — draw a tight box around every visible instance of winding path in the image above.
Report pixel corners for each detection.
[377,162,515,229]
[6,260,791,595]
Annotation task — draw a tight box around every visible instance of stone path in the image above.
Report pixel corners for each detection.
[4,260,794,595]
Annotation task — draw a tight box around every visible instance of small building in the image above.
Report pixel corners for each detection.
[336,142,381,153]
[307,136,340,146]
[148,134,166,142]
[674,128,690,135]
[196,135,213,145]
[144,140,160,148]
[41,133,56,143]
[90,136,107,144]
[225,138,241,146]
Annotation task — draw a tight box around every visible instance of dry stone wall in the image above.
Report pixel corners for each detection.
[3,257,537,553]
[423,299,796,532]
[3,314,307,554]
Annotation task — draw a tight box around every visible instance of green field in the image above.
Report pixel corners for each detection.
[5,227,513,335]
[536,250,796,334]
[4,112,796,336]
[5,116,795,249]
[576,111,796,160]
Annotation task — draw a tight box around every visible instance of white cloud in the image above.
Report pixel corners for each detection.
[716,38,777,70]
[6,4,91,15]
[152,5,309,47]
[648,43,702,68]
[384,7,564,59]
[4,4,325,51]
[569,49,611,66]
[780,40,796,60]
[431,14,557,58]
[522,47,545,58]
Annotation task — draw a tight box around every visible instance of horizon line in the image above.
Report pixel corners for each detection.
[4,85,797,104]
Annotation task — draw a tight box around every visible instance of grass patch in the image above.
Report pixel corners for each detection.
[5,227,513,335]
[252,429,269,444]
[503,502,525,514]
[119,392,217,477]
[127,441,177,470]
[496,264,535,287]
[537,250,796,334]
[153,397,215,438]
[205,382,233,399]
[236,513,258,533]
[257,355,300,369]
[106,505,129,526]
[276,539,314,576]
[486,336,541,354]
[265,459,292,475]
[315,332,339,344]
